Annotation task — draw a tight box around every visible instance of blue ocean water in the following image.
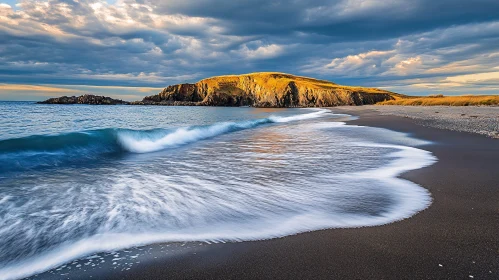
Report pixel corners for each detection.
[0,102,436,279]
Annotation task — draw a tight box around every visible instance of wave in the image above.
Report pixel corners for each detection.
[0,140,436,280]
[117,119,272,153]
[119,109,331,153]
[0,129,121,172]
[0,110,439,280]
[0,110,329,171]
[0,108,439,280]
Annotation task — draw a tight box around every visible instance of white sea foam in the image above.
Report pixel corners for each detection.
[118,123,235,153]
[118,109,330,153]
[0,110,437,280]
[269,109,330,122]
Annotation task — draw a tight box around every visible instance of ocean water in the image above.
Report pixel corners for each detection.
[0,102,436,279]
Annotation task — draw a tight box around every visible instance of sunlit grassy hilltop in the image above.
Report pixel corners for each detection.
[140,72,401,107]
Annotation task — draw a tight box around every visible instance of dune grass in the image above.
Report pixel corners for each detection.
[378,95,499,106]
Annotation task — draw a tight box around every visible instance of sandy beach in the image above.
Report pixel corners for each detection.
[4,0,499,278]
[32,106,496,280]
[27,106,499,280]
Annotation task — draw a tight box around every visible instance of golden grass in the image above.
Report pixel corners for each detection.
[378,95,499,106]
[199,72,398,96]
[200,72,334,92]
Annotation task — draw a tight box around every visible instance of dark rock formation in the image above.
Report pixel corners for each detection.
[38,94,129,105]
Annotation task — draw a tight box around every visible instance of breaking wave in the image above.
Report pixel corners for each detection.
[0,109,329,171]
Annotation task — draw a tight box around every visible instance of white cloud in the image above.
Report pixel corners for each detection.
[444,71,499,84]
[302,49,396,76]
[335,0,410,17]
[391,56,423,75]
[0,83,81,93]
[326,50,395,68]
[237,43,284,60]
[75,72,201,83]
[378,71,499,95]
[304,0,414,23]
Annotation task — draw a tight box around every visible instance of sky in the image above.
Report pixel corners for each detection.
[1,0,499,101]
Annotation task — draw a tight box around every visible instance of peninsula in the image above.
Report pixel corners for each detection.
[38,72,402,107]
[132,72,401,107]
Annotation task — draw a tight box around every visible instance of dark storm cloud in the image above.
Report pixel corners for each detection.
[151,0,499,39]
[0,0,499,99]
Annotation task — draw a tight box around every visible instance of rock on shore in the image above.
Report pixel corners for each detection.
[134,72,403,107]
[38,94,129,105]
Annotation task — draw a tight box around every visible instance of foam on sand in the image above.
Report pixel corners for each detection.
[0,111,437,280]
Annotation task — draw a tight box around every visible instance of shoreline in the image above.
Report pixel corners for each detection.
[31,107,499,280]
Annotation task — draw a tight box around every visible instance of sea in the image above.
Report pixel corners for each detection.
[0,101,436,279]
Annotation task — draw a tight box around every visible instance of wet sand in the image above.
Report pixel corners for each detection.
[34,107,499,280]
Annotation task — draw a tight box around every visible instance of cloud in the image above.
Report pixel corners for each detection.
[0,83,82,93]
[0,3,11,9]
[0,0,498,98]
[377,71,499,96]
[0,83,164,101]
[316,50,396,76]
[393,56,422,75]
[237,43,284,60]
[444,72,499,84]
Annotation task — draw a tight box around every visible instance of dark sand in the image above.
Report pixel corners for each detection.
[35,107,499,280]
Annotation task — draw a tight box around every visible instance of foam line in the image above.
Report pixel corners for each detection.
[0,141,436,280]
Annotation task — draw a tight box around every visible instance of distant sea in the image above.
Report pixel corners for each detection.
[0,101,436,279]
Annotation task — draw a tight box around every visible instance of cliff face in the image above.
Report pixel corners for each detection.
[136,73,403,107]
[38,94,129,105]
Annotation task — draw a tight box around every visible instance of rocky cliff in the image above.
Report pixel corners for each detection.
[134,72,404,107]
[38,94,129,105]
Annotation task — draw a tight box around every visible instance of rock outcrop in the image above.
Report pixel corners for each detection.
[135,72,404,107]
[38,94,129,105]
